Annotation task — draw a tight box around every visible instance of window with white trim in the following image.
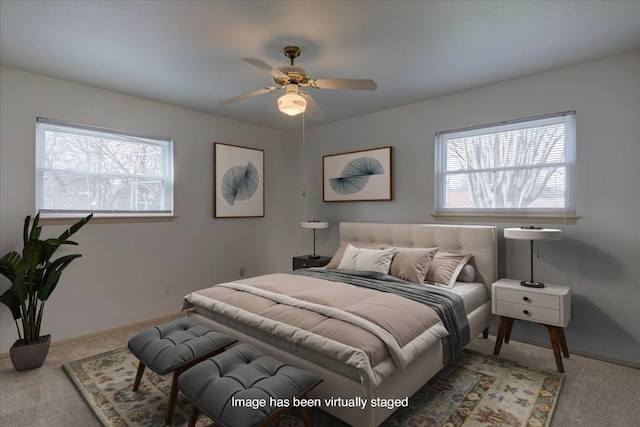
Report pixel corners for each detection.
[435,111,576,216]
[36,118,174,217]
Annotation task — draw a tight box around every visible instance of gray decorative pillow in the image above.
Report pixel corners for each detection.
[456,263,476,282]
[425,252,471,288]
[389,247,439,284]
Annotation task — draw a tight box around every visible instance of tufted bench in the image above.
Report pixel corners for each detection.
[127,318,237,424]
[178,343,323,427]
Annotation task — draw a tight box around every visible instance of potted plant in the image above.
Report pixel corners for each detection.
[0,213,92,370]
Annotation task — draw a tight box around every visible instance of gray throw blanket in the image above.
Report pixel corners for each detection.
[293,268,470,364]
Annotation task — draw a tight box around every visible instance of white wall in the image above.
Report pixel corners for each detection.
[301,52,640,365]
[0,67,297,352]
[3,52,639,365]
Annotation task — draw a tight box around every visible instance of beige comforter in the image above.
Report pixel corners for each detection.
[182,273,448,392]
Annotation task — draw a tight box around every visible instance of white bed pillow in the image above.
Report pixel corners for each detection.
[325,241,388,269]
[337,244,359,269]
[337,244,396,274]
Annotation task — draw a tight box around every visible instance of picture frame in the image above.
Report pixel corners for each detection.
[323,146,392,202]
[214,142,264,217]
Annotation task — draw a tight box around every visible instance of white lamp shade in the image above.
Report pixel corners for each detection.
[300,221,329,229]
[504,227,562,241]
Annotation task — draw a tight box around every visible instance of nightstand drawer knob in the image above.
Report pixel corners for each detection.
[523,310,530,315]
[523,296,530,302]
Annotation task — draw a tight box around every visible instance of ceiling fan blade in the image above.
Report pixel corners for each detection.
[310,78,377,91]
[242,58,289,79]
[300,92,325,120]
[218,86,278,106]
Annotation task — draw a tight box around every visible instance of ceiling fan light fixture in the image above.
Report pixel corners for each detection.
[221,46,375,119]
[277,92,307,116]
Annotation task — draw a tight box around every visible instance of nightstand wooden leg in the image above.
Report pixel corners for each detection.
[558,327,570,357]
[494,317,511,355]
[504,318,514,343]
[546,325,565,373]
[482,327,489,339]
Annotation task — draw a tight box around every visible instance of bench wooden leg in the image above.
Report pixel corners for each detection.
[164,343,236,425]
[165,369,181,425]
[133,362,145,391]
[188,405,200,427]
[300,406,314,427]
[482,327,489,339]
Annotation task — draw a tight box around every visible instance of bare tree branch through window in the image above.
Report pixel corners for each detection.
[36,118,173,216]
[436,112,576,215]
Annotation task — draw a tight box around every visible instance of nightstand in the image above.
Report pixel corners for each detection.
[292,255,331,270]
[492,278,571,372]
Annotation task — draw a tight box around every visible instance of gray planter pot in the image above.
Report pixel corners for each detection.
[10,335,51,371]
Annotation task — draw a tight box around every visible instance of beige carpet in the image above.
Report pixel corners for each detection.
[1,316,639,426]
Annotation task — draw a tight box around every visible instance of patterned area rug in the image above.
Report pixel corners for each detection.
[62,347,563,427]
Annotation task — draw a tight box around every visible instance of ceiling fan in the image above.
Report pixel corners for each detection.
[219,46,377,119]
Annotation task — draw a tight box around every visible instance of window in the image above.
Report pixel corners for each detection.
[435,111,576,216]
[36,118,174,217]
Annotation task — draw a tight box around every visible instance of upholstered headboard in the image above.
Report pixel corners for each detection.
[339,222,498,289]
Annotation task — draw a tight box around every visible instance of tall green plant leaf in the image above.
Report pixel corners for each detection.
[26,214,42,243]
[40,214,92,262]
[0,270,28,318]
[39,240,63,265]
[39,254,82,300]
[45,238,78,246]
[23,215,30,246]
[0,288,22,320]
[0,252,27,320]
[58,214,93,241]
[22,240,47,271]
[0,251,25,283]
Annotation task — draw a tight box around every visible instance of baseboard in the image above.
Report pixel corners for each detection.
[489,334,640,370]
[0,312,184,359]
[4,315,637,370]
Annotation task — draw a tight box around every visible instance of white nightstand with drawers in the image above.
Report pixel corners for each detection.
[492,278,571,372]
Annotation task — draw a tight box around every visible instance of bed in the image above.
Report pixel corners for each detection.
[182,222,497,426]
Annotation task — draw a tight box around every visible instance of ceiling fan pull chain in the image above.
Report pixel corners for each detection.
[302,112,306,197]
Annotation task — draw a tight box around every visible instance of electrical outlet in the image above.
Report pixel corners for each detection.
[239,267,245,277]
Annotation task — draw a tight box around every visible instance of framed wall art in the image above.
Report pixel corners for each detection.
[214,142,264,217]
[323,146,392,202]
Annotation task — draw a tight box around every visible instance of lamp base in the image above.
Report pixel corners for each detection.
[520,280,545,288]
[308,254,321,259]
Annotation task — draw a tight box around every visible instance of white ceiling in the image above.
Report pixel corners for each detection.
[1,1,640,131]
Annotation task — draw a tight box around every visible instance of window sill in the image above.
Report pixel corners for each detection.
[39,216,178,225]
[431,213,579,225]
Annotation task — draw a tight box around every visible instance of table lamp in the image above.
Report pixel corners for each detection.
[504,226,562,288]
[300,221,329,258]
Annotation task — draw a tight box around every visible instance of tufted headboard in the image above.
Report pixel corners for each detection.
[339,222,498,290]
